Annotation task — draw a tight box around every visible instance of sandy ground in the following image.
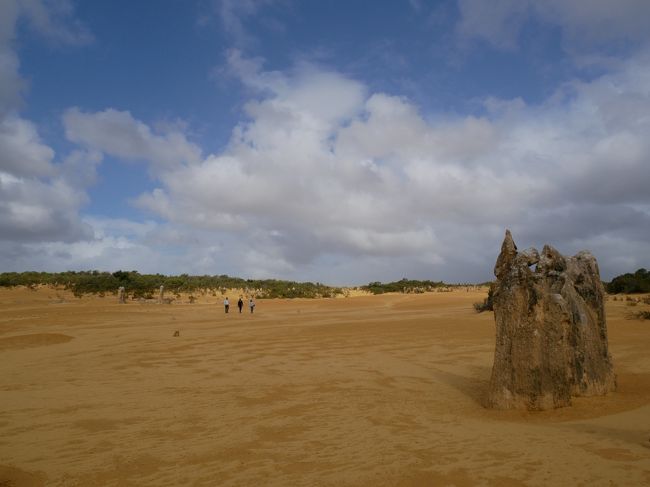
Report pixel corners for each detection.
[1,287,649,487]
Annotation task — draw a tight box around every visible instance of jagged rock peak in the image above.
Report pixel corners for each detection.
[487,230,616,410]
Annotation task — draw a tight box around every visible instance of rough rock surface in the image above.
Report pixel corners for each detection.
[488,230,616,410]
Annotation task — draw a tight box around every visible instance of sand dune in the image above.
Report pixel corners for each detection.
[1,287,649,486]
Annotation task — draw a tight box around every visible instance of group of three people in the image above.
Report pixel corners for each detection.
[223,296,255,314]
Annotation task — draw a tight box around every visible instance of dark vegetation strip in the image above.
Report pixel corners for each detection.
[2,269,647,300]
[0,271,342,299]
[360,278,447,294]
[0,272,457,299]
[605,268,650,294]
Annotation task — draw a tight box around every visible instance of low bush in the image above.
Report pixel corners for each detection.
[473,285,494,313]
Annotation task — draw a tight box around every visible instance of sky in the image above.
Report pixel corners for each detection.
[1,0,649,285]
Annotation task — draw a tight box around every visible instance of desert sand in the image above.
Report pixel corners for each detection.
[1,287,649,486]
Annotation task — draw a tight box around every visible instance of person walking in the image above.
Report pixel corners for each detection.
[224,297,229,313]
[249,297,255,314]
[237,297,244,313]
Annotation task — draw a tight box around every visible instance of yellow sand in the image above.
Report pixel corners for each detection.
[1,287,649,486]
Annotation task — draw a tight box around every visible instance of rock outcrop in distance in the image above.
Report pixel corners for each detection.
[487,230,616,410]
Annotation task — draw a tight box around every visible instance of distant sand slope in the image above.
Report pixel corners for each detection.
[0,286,649,486]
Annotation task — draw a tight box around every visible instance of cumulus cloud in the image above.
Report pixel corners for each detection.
[0,220,154,273]
[63,108,203,173]
[0,170,93,243]
[0,0,95,248]
[0,116,55,177]
[0,216,284,278]
[102,50,648,283]
[4,1,648,283]
[4,50,647,282]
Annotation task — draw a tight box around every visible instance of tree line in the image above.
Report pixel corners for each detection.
[360,278,447,294]
[606,268,650,294]
[0,272,462,299]
[0,271,343,299]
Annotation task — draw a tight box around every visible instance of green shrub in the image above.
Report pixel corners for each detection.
[473,285,494,313]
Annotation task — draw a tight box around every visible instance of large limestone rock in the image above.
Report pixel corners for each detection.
[488,230,616,410]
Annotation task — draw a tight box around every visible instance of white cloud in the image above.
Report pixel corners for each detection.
[62,50,631,282]
[63,108,202,173]
[6,44,644,282]
[3,1,648,283]
[0,115,55,177]
[0,169,93,243]
[0,217,161,273]
[0,0,95,247]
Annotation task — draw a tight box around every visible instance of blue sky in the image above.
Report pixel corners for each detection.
[1,0,649,284]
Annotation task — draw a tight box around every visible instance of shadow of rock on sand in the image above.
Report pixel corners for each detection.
[429,366,491,408]
[0,465,45,487]
[397,467,531,487]
[429,364,650,424]
[563,421,650,453]
[0,333,73,351]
